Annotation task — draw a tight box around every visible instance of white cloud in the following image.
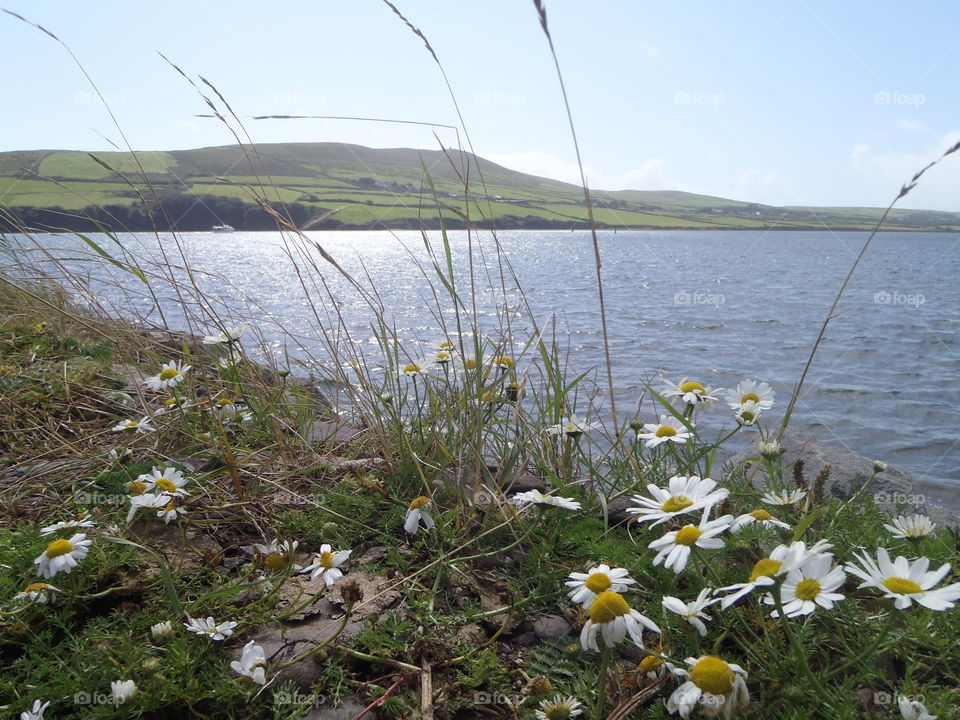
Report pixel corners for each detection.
[731,169,801,206]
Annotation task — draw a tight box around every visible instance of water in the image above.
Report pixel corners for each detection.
[9,229,959,509]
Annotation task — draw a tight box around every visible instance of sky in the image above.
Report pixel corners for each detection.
[2,0,959,210]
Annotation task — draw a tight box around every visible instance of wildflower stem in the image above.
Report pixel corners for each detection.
[593,643,612,720]
[826,611,895,680]
[772,588,837,710]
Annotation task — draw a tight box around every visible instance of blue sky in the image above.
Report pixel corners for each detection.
[2,0,959,209]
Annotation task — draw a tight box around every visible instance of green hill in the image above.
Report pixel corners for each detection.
[1,142,958,232]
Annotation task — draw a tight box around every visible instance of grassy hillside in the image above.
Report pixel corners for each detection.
[1,142,959,232]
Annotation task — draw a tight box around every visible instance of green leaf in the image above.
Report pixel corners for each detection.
[73,230,147,284]
[792,506,823,541]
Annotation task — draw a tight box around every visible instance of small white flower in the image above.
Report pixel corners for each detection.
[648,512,734,574]
[34,533,92,579]
[535,695,583,720]
[758,440,783,459]
[401,358,436,376]
[109,447,133,462]
[565,564,635,609]
[254,538,300,571]
[231,640,267,685]
[662,378,722,407]
[20,699,50,720]
[184,616,237,640]
[404,496,436,534]
[202,324,248,344]
[300,544,352,586]
[14,582,61,605]
[580,591,660,652]
[717,540,833,609]
[898,696,937,720]
[40,513,95,536]
[667,655,749,719]
[637,414,692,448]
[136,466,191,497]
[111,679,137,703]
[150,620,175,641]
[662,588,719,637]
[112,416,155,433]
[725,380,775,411]
[511,489,581,511]
[760,489,806,506]
[730,508,791,533]
[846,547,960,611]
[884,514,935,539]
[156,498,188,525]
[547,415,599,439]
[734,400,762,427]
[627,475,728,528]
[143,360,191,391]
[765,553,846,618]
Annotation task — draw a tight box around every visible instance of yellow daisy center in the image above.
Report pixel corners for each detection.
[24,582,50,593]
[680,381,705,394]
[741,392,761,403]
[883,576,923,595]
[319,551,335,569]
[588,591,630,624]
[795,578,822,601]
[463,358,478,370]
[689,656,735,695]
[164,500,177,512]
[127,481,148,496]
[542,703,573,720]
[749,558,783,582]
[662,495,693,513]
[403,363,421,374]
[155,477,177,493]
[584,572,612,594]
[409,496,431,510]
[481,391,500,403]
[749,509,773,521]
[159,368,179,380]
[217,398,234,407]
[45,539,73,558]
[638,655,663,674]
[655,425,678,437]
[675,525,702,546]
[438,341,454,349]
[496,356,514,368]
[435,352,451,363]
[265,553,286,571]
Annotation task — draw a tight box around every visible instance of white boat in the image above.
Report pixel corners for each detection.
[211,224,235,233]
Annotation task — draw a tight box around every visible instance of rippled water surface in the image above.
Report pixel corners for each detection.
[13,229,959,508]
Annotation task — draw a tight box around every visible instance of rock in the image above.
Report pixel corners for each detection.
[730,429,957,526]
[607,496,636,526]
[303,700,368,720]
[533,614,571,639]
[306,420,363,446]
[513,631,537,647]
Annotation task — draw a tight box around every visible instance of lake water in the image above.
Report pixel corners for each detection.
[9,229,959,509]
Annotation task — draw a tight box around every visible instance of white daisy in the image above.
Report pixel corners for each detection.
[730,509,791,533]
[662,378,722,407]
[184,616,237,640]
[580,591,661,652]
[402,358,435,377]
[760,489,807,506]
[884,515,936,539]
[34,533,92,579]
[157,497,188,524]
[649,512,734,574]
[254,538,300,571]
[899,696,937,720]
[535,695,583,720]
[20,700,50,720]
[637,415,692,448]
[14,582,62,605]
[126,493,168,523]
[404,496,436,534]
[845,548,960,610]
[511,489,581,511]
[547,415,599,439]
[725,380,775,411]
[492,355,515,370]
[136,466,191,497]
[40,513,95,536]
[213,397,242,420]
[300,544,351,586]
[765,553,846,618]
[565,564,635,609]
[143,360,191,391]
[662,588,719,637]
[202,324,247,344]
[734,400,762,427]
[637,654,676,681]
[667,655,749,720]
[111,416,155,433]
[627,475,729,528]
[717,539,833,609]
[111,679,137,703]
[230,640,267,685]
[150,620,175,641]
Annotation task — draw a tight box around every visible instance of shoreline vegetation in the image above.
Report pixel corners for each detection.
[2,2,960,719]
[2,143,960,234]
